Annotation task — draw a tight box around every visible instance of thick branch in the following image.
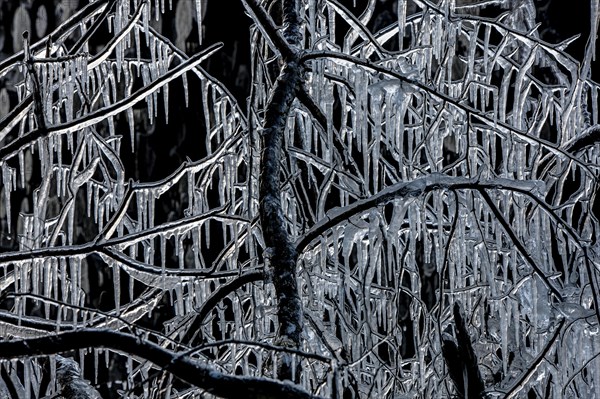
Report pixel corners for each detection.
[0,330,324,399]
[259,59,303,380]
[56,355,102,399]
[249,0,304,381]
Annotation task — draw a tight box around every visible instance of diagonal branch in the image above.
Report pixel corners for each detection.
[478,189,563,300]
[0,43,223,160]
[0,329,325,399]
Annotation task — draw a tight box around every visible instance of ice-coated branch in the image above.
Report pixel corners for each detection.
[245,0,305,381]
[297,173,565,300]
[0,43,223,160]
[0,0,109,77]
[194,270,265,324]
[564,124,600,153]
[0,329,326,399]
[499,319,566,399]
[241,0,297,59]
[86,0,147,70]
[179,270,266,345]
[296,174,545,253]
[300,50,597,175]
[258,49,304,382]
[56,355,102,399]
[0,211,245,265]
[478,190,563,300]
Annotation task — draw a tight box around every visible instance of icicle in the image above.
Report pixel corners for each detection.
[397,0,406,50]
[153,0,160,21]
[182,72,189,107]
[129,269,134,302]
[126,108,135,149]
[160,234,166,270]
[149,36,157,75]
[65,62,73,122]
[113,262,121,316]
[593,85,598,125]
[187,171,194,215]
[148,192,155,228]
[66,204,75,245]
[591,0,599,62]
[2,163,12,233]
[18,151,25,189]
[195,0,203,44]
[175,283,184,315]
[137,190,146,230]
[163,82,169,123]
[178,236,184,269]
[43,259,52,316]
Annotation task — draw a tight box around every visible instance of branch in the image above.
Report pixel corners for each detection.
[182,270,264,344]
[241,0,296,59]
[0,43,223,160]
[86,0,147,70]
[56,355,102,399]
[0,0,109,77]
[245,0,304,381]
[478,189,563,300]
[300,51,597,176]
[195,271,265,324]
[0,211,246,270]
[564,125,600,153]
[296,174,543,253]
[0,330,325,399]
[499,319,565,399]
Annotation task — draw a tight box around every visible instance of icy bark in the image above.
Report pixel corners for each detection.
[254,0,304,381]
[56,355,102,399]
[0,330,325,399]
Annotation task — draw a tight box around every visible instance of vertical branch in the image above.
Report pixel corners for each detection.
[257,0,303,381]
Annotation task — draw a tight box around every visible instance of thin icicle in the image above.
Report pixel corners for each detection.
[126,108,135,147]
[195,0,204,44]
[182,72,189,107]
[397,0,406,50]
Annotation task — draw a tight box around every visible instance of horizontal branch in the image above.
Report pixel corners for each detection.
[0,211,245,264]
[296,174,544,252]
[0,329,325,399]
